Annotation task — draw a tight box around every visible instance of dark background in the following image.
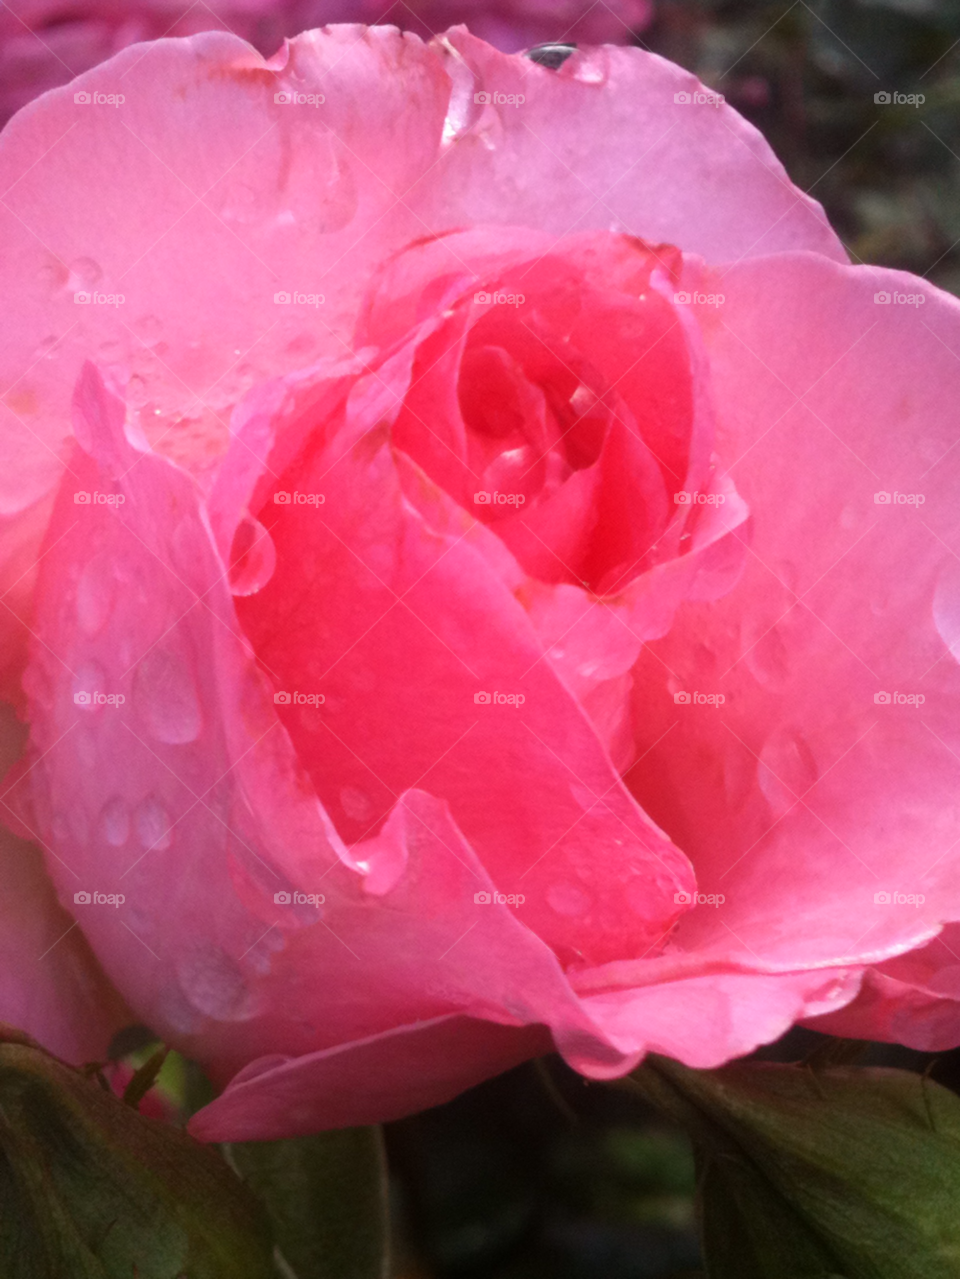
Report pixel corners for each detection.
[388,2,960,1274]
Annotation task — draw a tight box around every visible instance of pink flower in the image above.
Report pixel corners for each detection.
[0,27,958,1142]
[0,0,650,124]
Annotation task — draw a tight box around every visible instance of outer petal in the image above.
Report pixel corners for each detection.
[614,257,960,1027]
[0,704,129,1061]
[0,25,843,520]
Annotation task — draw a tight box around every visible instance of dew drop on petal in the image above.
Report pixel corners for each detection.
[228,514,276,596]
[135,794,172,852]
[177,945,253,1020]
[97,796,130,848]
[933,560,960,664]
[757,728,818,819]
[133,645,202,745]
[547,881,592,917]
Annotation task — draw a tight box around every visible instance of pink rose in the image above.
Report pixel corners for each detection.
[0,0,650,124]
[1,28,958,1142]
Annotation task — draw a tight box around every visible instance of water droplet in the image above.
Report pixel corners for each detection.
[525,43,577,70]
[340,787,374,822]
[547,881,592,917]
[135,795,172,851]
[127,374,150,407]
[135,315,164,346]
[35,334,60,360]
[934,560,960,664]
[757,729,818,819]
[228,514,276,596]
[133,644,203,745]
[97,796,130,847]
[743,625,789,688]
[177,945,253,1020]
[76,553,117,636]
[566,49,608,84]
[68,257,102,289]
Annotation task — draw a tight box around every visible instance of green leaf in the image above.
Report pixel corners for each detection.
[228,1128,388,1279]
[0,1029,275,1279]
[629,1055,960,1279]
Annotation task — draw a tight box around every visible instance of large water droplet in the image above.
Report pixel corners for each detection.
[177,945,253,1020]
[97,796,130,847]
[133,644,202,744]
[934,560,960,664]
[76,553,117,636]
[566,49,607,84]
[757,729,818,819]
[67,257,102,290]
[135,794,172,852]
[228,514,276,596]
[340,787,374,822]
[743,625,789,688]
[547,881,592,917]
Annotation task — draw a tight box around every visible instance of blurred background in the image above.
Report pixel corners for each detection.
[7,0,960,1274]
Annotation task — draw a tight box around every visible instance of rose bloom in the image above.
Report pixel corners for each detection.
[0,26,959,1142]
[0,0,650,124]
